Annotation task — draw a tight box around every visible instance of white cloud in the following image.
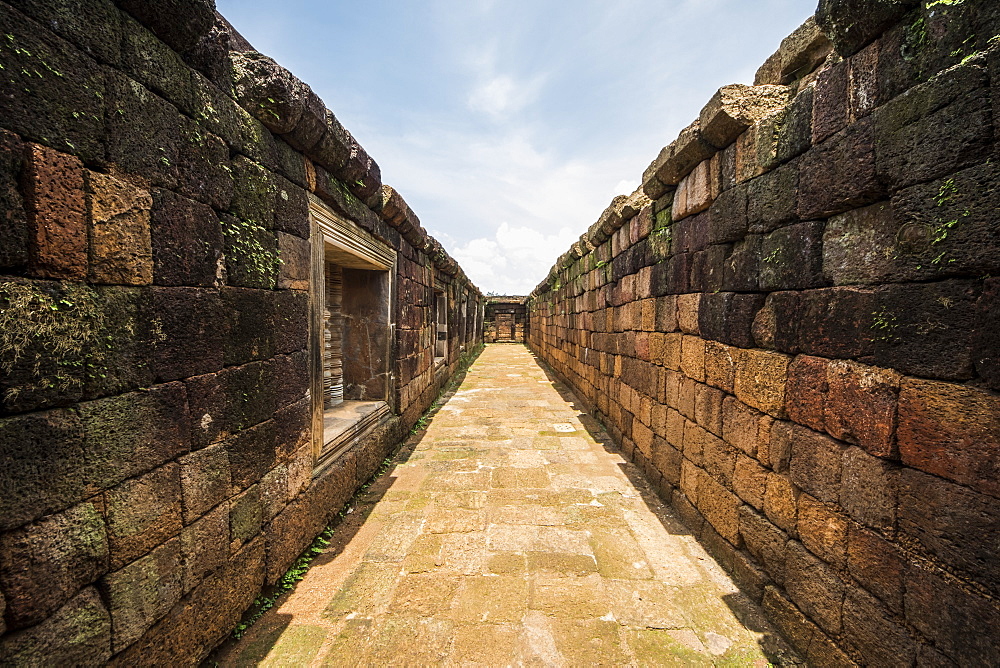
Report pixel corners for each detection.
[372,123,636,294]
[468,76,518,117]
[450,222,580,295]
[467,70,548,120]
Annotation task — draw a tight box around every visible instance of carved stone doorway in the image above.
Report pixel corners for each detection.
[496,312,515,341]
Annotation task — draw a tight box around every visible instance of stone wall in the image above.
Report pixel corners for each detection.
[0,0,481,663]
[527,1,1000,664]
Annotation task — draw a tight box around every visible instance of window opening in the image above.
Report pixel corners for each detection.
[310,195,396,473]
[434,289,447,364]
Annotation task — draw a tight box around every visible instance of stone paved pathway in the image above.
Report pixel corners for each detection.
[216,344,797,666]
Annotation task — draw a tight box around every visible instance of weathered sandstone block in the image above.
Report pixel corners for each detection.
[903,563,1000,665]
[116,0,215,53]
[846,525,904,613]
[784,540,843,636]
[0,501,108,628]
[812,60,849,144]
[733,455,768,510]
[150,189,223,287]
[763,472,798,535]
[747,160,798,234]
[734,348,789,418]
[77,382,191,490]
[704,341,738,393]
[699,84,793,149]
[222,287,276,366]
[761,586,814,658]
[698,292,765,349]
[796,494,847,569]
[105,463,183,570]
[755,18,832,86]
[815,0,917,57]
[643,121,716,188]
[898,378,1000,497]
[841,446,896,531]
[0,5,107,165]
[180,501,229,592]
[900,467,1000,604]
[0,587,111,666]
[842,587,915,667]
[873,280,979,381]
[670,159,715,220]
[889,163,1000,282]
[798,117,882,219]
[86,171,153,285]
[788,424,843,505]
[777,85,814,163]
[152,287,225,381]
[756,287,875,359]
[0,129,27,271]
[179,444,231,524]
[785,355,827,433]
[696,472,741,545]
[824,360,899,458]
[100,536,183,652]
[873,60,991,192]
[0,409,88,530]
[226,420,278,493]
[23,144,87,280]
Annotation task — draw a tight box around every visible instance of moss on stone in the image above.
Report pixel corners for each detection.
[0,280,103,407]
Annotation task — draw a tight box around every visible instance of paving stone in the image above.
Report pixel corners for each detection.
[450,575,529,623]
[450,622,521,664]
[212,345,793,666]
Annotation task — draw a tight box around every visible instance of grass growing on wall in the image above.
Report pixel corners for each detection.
[0,282,105,402]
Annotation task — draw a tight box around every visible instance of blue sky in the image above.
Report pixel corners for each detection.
[217,0,818,294]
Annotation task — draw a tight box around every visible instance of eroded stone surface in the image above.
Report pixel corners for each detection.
[215,345,797,666]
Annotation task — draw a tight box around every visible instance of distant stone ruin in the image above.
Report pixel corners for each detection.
[485,296,529,343]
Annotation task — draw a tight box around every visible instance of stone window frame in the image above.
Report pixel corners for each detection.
[433,284,448,365]
[308,194,397,473]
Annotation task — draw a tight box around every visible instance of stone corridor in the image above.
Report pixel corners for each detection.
[215,344,797,666]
